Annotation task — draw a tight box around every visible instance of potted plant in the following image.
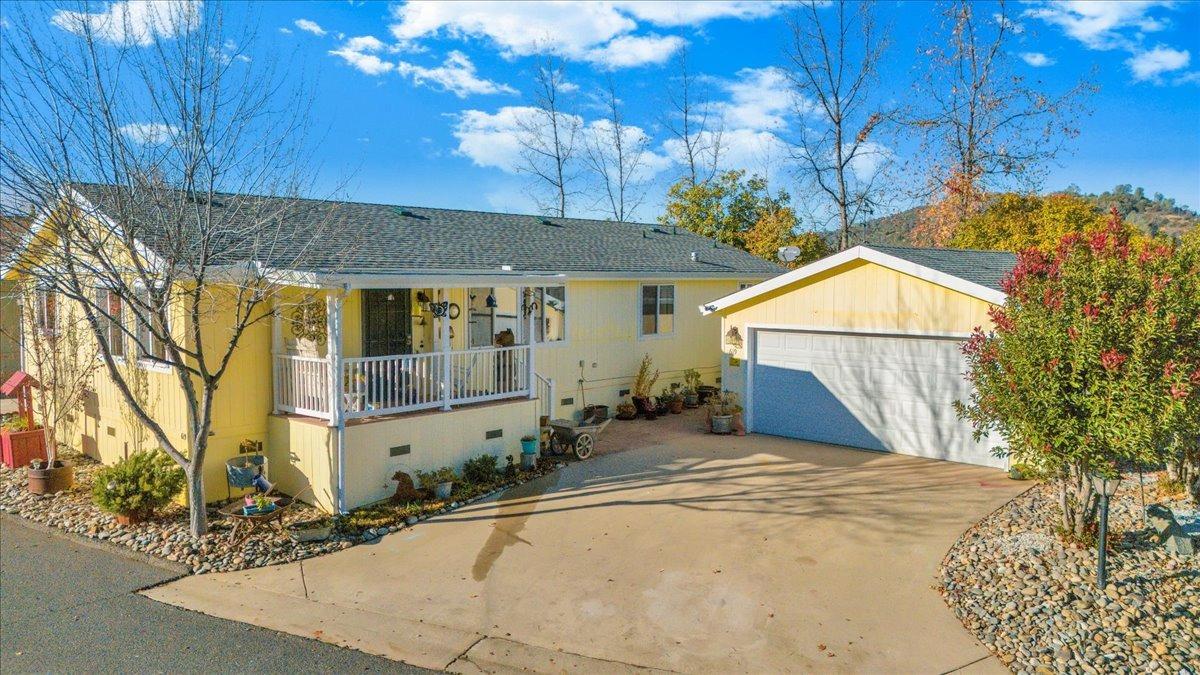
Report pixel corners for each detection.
[630,354,659,418]
[1,410,46,470]
[520,434,539,456]
[418,466,456,500]
[615,401,638,420]
[92,450,186,525]
[682,369,702,408]
[707,391,741,435]
[662,387,684,414]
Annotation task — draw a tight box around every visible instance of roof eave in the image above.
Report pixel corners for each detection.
[699,245,1007,316]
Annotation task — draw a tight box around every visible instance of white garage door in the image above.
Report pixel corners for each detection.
[750,329,1005,468]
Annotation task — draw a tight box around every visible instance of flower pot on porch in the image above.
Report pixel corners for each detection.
[668,400,684,414]
[1,427,47,469]
[683,393,700,408]
[520,438,539,455]
[28,460,74,495]
[710,415,733,435]
[631,396,654,419]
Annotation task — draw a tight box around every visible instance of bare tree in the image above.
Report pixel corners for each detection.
[1,2,353,535]
[663,46,723,187]
[584,78,651,222]
[909,1,1093,244]
[516,54,580,218]
[785,0,891,251]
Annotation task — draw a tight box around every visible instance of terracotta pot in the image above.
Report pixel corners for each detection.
[27,461,73,495]
[732,412,746,436]
[115,511,149,526]
[669,400,684,414]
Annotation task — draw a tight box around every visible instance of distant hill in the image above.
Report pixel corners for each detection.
[843,185,1197,247]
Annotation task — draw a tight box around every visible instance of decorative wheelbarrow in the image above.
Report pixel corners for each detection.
[218,495,295,546]
[547,416,611,460]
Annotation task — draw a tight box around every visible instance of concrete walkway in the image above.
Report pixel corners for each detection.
[145,411,1023,673]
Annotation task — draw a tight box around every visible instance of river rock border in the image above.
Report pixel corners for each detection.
[937,478,1198,673]
[1,454,565,575]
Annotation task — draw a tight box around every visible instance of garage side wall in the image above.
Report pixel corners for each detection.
[717,260,996,402]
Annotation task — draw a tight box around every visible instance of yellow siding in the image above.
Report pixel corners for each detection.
[535,279,743,418]
[266,415,337,511]
[715,260,997,400]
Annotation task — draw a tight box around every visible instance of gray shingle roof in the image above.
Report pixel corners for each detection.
[71,184,783,279]
[865,245,1016,292]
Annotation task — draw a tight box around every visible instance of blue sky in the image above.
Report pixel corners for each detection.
[11,0,1200,225]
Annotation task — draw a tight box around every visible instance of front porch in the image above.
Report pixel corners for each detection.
[270,285,558,423]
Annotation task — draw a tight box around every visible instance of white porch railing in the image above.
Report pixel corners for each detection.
[275,345,533,421]
[274,355,333,418]
[535,373,555,421]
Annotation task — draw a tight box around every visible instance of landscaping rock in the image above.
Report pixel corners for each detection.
[938,476,1199,673]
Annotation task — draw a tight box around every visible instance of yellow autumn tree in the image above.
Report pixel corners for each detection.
[950,192,1132,252]
[744,208,830,268]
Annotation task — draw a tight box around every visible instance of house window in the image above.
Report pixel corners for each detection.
[641,284,674,336]
[34,288,57,335]
[535,286,566,343]
[94,288,126,358]
[468,287,522,348]
[135,288,168,363]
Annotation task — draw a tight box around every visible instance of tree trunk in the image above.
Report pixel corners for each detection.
[186,466,207,538]
[1058,462,1099,540]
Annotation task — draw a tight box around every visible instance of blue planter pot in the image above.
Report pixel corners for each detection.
[520,439,539,455]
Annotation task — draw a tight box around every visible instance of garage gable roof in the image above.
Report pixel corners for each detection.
[699,244,1013,315]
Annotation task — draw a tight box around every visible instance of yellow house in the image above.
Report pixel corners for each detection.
[9,186,781,513]
[700,244,1015,469]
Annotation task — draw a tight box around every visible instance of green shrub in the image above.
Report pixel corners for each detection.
[92,450,185,519]
[415,466,456,490]
[462,454,499,484]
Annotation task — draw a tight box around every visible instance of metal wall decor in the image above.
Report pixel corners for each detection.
[290,298,327,344]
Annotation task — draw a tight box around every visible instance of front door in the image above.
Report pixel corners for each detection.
[361,289,413,356]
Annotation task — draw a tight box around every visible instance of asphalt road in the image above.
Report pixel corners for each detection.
[0,514,429,674]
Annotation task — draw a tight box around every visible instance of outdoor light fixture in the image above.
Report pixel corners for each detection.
[724,326,743,350]
[1092,474,1120,589]
[485,293,498,308]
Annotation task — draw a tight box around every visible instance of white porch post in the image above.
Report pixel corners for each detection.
[271,297,282,414]
[526,287,536,399]
[439,289,452,411]
[327,291,347,513]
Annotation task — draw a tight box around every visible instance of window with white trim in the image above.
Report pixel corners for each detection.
[640,284,674,336]
[534,286,566,343]
[94,288,126,358]
[34,288,58,335]
[134,288,168,363]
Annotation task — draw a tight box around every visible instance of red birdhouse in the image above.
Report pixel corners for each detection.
[1,371,47,468]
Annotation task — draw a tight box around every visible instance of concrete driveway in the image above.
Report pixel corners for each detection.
[146,411,1023,673]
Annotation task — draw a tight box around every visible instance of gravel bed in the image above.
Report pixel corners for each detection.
[938,477,1199,673]
[1,454,565,576]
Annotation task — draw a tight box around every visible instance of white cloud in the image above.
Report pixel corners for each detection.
[451,106,539,173]
[1127,45,1190,82]
[329,35,394,76]
[294,18,326,37]
[51,0,198,46]
[585,33,685,69]
[279,27,292,35]
[120,122,178,145]
[1020,52,1055,67]
[614,1,786,26]
[847,141,892,180]
[388,0,777,69]
[397,51,516,97]
[1024,1,1172,51]
[585,118,672,176]
[716,66,801,132]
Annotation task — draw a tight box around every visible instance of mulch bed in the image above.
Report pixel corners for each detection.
[938,475,1199,673]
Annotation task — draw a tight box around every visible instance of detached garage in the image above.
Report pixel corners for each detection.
[701,245,1016,469]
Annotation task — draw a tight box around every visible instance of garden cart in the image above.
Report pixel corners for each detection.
[547,416,611,460]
